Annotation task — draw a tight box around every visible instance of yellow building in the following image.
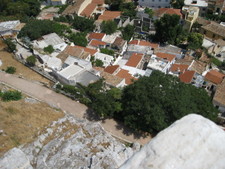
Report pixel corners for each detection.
[182,6,200,31]
[201,22,225,40]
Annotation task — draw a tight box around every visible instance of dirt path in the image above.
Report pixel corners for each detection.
[0,72,151,145]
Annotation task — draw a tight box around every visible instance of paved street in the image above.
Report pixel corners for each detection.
[0,71,151,145]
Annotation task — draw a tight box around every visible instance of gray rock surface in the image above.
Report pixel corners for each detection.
[120,114,225,169]
[0,114,138,169]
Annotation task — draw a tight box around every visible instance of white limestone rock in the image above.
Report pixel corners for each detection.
[0,148,33,169]
[120,114,225,169]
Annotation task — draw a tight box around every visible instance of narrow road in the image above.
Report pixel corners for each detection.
[0,71,151,145]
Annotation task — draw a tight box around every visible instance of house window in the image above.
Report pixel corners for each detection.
[204,30,206,34]
[158,6,161,8]
[212,34,216,38]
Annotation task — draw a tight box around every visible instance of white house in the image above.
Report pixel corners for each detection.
[147,53,176,73]
[0,20,22,37]
[95,53,114,67]
[184,0,208,16]
[139,0,171,8]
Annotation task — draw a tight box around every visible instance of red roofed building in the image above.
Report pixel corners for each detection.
[88,39,107,49]
[170,63,189,75]
[98,11,121,21]
[88,32,106,41]
[129,40,159,49]
[80,3,97,17]
[179,70,196,83]
[156,52,176,62]
[75,45,97,56]
[116,69,137,85]
[104,65,120,74]
[154,8,183,18]
[205,70,225,85]
[125,53,144,68]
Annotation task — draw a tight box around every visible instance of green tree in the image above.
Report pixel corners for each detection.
[144,8,154,18]
[219,61,225,70]
[26,55,36,66]
[101,20,117,35]
[187,32,203,50]
[119,2,137,19]
[68,32,87,47]
[122,24,135,41]
[44,45,54,54]
[71,15,95,32]
[154,14,185,44]
[100,48,114,55]
[121,71,218,133]
[170,0,184,9]
[1,90,22,101]
[3,38,16,53]
[5,66,16,74]
[95,59,104,67]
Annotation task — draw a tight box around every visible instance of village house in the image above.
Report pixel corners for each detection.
[201,22,225,40]
[169,63,189,76]
[97,11,122,22]
[111,37,127,55]
[88,39,107,49]
[204,69,225,90]
[0,20,24,37]
[125,53,144,69]
[88,32,106,41]
[179,70,204,87]
[155,45,184,59]
[46,0,66,6]
[95,52,114,67]
[104,65,120,75]
[116,69,137,85]
[212,39,225,58]
[154,8,183,19]
[32,33,67,52]
[182,6,200,31]
[213,79,225,114]
[184,0,208,16]
[94,67,126,88]
[147,52,176,74]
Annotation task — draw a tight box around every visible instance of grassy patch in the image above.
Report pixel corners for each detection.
[211,57,222,67]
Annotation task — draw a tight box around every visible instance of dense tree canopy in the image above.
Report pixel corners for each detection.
[154,14,185,44]
[121,71,218,133]
[18,19,71,40]
[122,24,135,41]
[170,0,184,9]
[67,32,87,47]
[101,20,117,35]
[119,2,137,19]
[187,32,203,50]
[144,8,154,18]
[0,0,41,17]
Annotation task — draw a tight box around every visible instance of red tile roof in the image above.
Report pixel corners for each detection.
[88,32,106,41]
[104,65,120,74]
[125,53,143,68]
[156,52,176,62]
[155,8,182,18]
[170,64,189,73]
[92,0,104,5]
[98,11,121,21]
[89,39,107,47]
[116,69,137,85]
[205,70,225,84]
[129,40,159,48]
[179,70,195,83]
[80,3,97,17]
[75,45,97,56]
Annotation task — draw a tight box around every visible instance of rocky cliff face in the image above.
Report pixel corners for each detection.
[120,114,225,169]
[0,114,139,169]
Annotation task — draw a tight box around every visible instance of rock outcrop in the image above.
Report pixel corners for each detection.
[120,114,225,169]
[0,114,138,169]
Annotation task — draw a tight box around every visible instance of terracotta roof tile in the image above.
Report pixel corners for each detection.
[112,37,126,48]
[189,60,206,74]
[129,40,159,48]
[104,65,120,74]
[92,0,104,5]
[80,3,97,17]
[170,64,189,73]
[88,32,106,41]
[62,0,85,15]
[89,39,107,47]
[156,52,176,62]
[202,22,225,38]
[116,69,137,85]
[155,8,182,18]
[179,70,195,83]
[125,53,143,68]
[98,11,121,21]
[205,70,225,84]
[75,45,97,56]
[213,79,225,106]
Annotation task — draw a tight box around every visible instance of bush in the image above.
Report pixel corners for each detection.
[1,90,22,101]
[26,55,36,66]
[95,59,104,67]
[3,38,16,52]
[100,48,114,55]
[5,66,16,74]
[101,20,117,35]
[211,57,222,67]
[44,45,54,54]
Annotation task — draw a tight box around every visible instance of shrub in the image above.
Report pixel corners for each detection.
[26,55,36,66]
[44,45,54,54]
[1,90,22,101]
[100,48,114,55]
[211,57,222,67]
[5,66,16,74]
[3,38,16,52]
